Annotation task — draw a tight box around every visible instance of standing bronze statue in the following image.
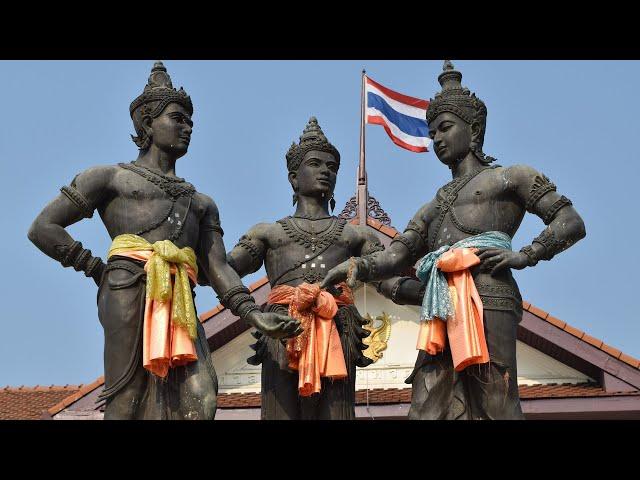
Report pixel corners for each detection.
[227,117,383,419]
[27,62,300,420]
[322,61,586,420]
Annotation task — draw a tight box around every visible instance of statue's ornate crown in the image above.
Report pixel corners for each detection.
[286,116,340,172]
[129,61,193,118]
[425,60,495,164]
[425,60,486,126]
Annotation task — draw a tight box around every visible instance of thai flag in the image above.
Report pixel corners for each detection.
[365,76,431,153]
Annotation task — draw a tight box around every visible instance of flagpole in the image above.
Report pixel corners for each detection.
[357,69,368,225]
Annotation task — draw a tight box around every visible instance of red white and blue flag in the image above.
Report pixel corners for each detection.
[365,75,431,153]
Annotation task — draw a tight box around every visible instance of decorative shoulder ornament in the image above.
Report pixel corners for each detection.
[425,60,496,165]
[525,174,556,211]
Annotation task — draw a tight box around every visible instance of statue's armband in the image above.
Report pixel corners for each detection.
[391,218,428,262]
[538,194,573,225]
[229,235,265,275]
[60,184,94,219]
[524,174,558,215]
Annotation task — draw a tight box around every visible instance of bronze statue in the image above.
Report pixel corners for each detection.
[322,61,586,420]
[227,117,383,419]
[27,62,300,420]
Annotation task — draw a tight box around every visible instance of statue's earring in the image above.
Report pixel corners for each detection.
[330,193,336,213]
[292,192,298,206]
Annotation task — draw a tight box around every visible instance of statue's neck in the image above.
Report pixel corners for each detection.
[450,151,485,179]
[135,145,178,177]
[294,194,331,219]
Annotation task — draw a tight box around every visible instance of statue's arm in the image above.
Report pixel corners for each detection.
[27,166,116,285]
[509,165,586,266]
[375,276,425,306]
[226,224,269,278]
[197,197,300,339]
[322,204,431,289]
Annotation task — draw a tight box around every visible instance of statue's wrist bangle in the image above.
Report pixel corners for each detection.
[519,245,539,267]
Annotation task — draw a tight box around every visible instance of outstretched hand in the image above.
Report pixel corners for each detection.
[320,259,358,290]
[476,248,528,275]
[245,310,303,339]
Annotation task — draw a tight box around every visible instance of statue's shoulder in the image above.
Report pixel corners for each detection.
[345,222,384,246]
[412,198,438,223]
[500,164,554,193]
[343,221,367,237]
[110,162,145,184]
[67,164,119,192]
[502,164,543,182]
[245,221,278,242]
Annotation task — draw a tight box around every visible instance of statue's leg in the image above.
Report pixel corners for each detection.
[315,306,362,420]
[464,308,525,420]
[408,349,468,420]
[173,321,218,420]
[259,304,300,420]
[99,260,150,420]
[103,361,149,420]
[260,336,300,419]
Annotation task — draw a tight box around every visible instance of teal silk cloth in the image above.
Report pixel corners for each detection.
[415,231,512,322]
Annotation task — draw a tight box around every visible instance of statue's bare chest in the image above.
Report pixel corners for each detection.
[428,167,523,249]
[264,217,354,286]
[101,164,202,244]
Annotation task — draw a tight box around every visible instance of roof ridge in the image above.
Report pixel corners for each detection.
[1,384,83,392]
[523,302,640,370]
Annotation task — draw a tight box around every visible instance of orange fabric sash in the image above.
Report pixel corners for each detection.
[116,250,198,378]
[416,247,490,371]
[267,282,351,397]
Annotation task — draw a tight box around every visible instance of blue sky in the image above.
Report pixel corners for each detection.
[1,60,638,386]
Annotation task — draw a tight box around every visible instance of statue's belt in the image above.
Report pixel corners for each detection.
[416,231,512,371]
[107,234,199,378]
[267,282,353,397]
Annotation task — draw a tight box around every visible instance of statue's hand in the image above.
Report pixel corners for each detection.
[245,310,303,339]
[477,248,528,275]
[321,259,358,290]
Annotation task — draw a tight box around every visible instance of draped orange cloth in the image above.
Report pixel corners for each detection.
[416,247,490,371]
[115,250,198,378]
[267,282,351,397]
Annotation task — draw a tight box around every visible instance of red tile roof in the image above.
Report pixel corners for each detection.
[45,376,105,417]
[215,384,640,409]
[0,385,83,420]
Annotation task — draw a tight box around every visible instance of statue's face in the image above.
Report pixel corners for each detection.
[290,150,338,198]
[428,112,472,166]
[149,103,193,158]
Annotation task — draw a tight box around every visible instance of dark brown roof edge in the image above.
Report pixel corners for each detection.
[47,377,105,417]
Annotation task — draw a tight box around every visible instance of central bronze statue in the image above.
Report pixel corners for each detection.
[323,61,586,419]
[27,62,301,420]
[228,117,383,419]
